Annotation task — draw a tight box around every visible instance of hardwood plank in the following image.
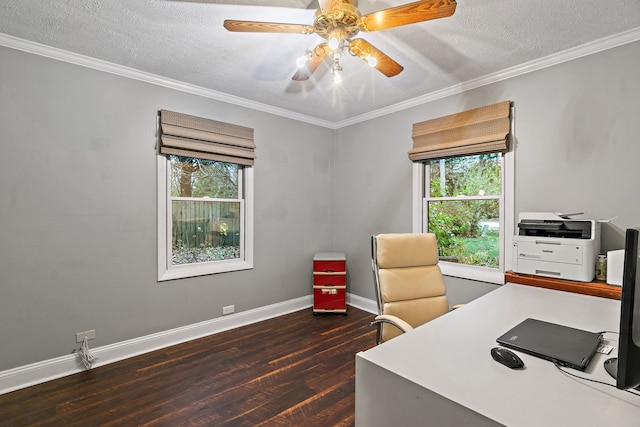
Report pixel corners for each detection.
[0,307,376,427]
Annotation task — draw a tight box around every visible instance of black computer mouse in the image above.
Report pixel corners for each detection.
[491,347,525,369]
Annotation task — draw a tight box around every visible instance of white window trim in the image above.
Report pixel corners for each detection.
[412,151,514,285]
[157,155,254,281]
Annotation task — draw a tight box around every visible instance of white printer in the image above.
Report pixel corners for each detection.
[512,212,600,282]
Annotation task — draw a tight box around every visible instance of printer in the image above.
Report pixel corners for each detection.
[512,212,600,282]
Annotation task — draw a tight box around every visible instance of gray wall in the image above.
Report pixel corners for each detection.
[335,40,640,304]
[2,39,639,373]
[0,46,335,371]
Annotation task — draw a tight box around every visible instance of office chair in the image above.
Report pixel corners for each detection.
[371,233,453,344]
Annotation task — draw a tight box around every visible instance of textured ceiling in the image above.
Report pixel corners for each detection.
[1,0,639,126]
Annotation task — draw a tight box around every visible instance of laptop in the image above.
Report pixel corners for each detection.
[496,318,602,371]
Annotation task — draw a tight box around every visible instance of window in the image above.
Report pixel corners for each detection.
[158,155,253,280]
[413,154,513,284]
[410,101,514,284]
[427,154,502,268]
[170,156,241,264]
[157,110,254,281]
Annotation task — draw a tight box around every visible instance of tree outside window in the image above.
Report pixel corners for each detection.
[426,153,502,268]
[169,155,242,266]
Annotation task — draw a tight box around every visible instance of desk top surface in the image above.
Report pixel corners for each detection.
[358,283,640,426]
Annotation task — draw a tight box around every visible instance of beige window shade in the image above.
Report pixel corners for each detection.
[409,101,511,162]
[159,109,255,166]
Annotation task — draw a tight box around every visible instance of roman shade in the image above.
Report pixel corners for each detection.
[159,109,255,166]
[408,100,511,162]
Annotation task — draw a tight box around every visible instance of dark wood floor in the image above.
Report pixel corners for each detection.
[0,307,376,427]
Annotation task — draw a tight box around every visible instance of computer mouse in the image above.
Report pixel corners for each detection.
[491,346,525,369]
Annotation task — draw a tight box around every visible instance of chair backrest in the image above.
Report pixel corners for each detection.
[372,233,449,343]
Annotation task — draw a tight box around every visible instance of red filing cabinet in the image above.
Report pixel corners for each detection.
[313,252,347,315]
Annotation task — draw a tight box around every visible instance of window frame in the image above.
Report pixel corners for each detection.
[412,150,514,285]
[157,155,254,281]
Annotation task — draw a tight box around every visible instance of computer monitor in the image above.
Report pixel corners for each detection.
[604,227,640,390]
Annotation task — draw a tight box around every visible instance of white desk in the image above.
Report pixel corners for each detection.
[355,283,640,426]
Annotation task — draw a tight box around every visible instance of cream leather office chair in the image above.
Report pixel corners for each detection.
[371,233,452,344]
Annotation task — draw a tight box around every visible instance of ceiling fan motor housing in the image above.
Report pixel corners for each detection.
[314,1,362,41]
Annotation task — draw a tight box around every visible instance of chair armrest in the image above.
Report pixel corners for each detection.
[371,314,414,334]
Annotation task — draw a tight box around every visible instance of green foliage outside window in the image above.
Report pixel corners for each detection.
[169,156,241,265]
[170,156,238,198]
[427,154,501,268]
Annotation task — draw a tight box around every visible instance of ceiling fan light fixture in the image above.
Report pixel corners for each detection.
[296,52,310,68]
[333,70,342,85]
[331,50,343,84]
[224,0,457,82]
[328,34,341,50]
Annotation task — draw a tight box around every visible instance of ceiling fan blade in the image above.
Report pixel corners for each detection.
[224,20,315,34]
[348,38,403,77]
[360,0,457,32]
[292,43,330,81]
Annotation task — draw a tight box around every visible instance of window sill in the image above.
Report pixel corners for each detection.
[158,259,253,282]
[504,270,621,300]
[440,262,504,285]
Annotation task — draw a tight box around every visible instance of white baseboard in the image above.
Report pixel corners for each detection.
[347,293,377,314]
[0,295,313,395]
[0,293,378,395]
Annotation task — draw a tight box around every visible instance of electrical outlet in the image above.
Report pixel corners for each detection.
[76,330,96,343]
[223,305,235,315]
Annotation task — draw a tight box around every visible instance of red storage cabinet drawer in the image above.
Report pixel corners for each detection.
[313,260,346,273]
[313,252,346,314]
[313,286,346,311]
[313,273,346,286]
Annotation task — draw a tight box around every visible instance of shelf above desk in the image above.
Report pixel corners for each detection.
[504,270,621,300]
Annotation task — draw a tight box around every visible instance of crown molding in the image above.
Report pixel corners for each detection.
[1,28,639,130]
[0,33,334,129]
[335,27,640,128]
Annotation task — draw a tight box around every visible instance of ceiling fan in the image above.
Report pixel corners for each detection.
[223,0,457,83]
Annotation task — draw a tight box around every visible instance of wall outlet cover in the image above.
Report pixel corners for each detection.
[76,330,96,343]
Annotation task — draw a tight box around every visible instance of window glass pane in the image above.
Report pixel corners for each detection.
[429,153,501,197]
[169,155,241,267]
[428,200,499,268]
[169,155,238,199]
[172,200,241,265]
